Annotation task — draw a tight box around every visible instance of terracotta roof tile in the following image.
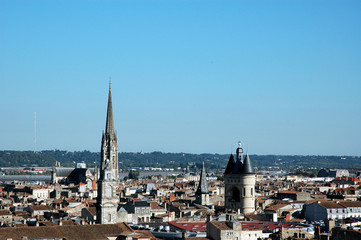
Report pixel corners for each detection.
[0,222,140,240]
[169,221,207,231]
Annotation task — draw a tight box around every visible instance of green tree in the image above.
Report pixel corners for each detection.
[128,170,139,180]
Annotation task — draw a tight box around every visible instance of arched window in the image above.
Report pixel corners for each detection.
[232,187,240,202]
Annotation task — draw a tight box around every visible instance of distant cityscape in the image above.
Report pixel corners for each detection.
[0,86,360,240]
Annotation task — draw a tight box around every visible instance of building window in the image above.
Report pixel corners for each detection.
[232,187,240,202]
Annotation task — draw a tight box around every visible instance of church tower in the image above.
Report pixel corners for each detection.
[96,83,120,224]
[224,141,255,214]
[195,162,210,205]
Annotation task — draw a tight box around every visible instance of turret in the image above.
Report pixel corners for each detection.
[224,154,235,174]
[242,153,254,174]
[224,141,256,214]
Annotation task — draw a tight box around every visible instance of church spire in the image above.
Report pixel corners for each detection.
[97,82,120,224]
[100,82,118,181]
[196,162,209,194]
[105,83,114,135]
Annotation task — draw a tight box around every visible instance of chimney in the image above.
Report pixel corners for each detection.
[285,213,290,222]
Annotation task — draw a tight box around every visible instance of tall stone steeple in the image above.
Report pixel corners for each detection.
[96,83,120,224]
[100,83,119,181]
[105,83,115,136]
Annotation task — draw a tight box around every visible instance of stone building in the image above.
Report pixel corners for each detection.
[0,209,12,224]
[317,168,349,178]
[0,222,157,240]
[304,200,361,221]
[96,84,121,224]
[51,164,97,187]
[207,220,262,240]
[276,190,312,201]
[224,142,256,214]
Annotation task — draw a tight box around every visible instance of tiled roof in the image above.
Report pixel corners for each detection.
[264,204,289,211]
[149,202,164,210]
[0,222,137,240]
[209,221,307,231]
[318,201,344,209]
[339,201,361,208]
[208,221,231,230]
[278,190,299,194]
[28,205,55,211]
[169,221,207,231]
[0,210,11,215]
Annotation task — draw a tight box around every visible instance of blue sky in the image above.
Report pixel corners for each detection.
[0,0,360,155]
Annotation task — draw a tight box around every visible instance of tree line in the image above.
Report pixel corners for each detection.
[0,150,359,172]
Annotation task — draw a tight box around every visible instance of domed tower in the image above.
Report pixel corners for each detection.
[224,141,255,214]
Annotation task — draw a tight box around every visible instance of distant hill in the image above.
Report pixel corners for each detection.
[0,150,360,171]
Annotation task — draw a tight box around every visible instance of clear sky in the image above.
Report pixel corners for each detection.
[0,0,360,155]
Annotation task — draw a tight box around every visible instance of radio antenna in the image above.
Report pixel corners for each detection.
[34,111,37,152]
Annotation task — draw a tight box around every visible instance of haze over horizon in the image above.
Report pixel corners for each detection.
[1,1,360,156]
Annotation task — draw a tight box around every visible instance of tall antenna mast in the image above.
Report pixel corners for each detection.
[34,111,36,152]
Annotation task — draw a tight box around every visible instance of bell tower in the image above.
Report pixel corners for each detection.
[96,83,120,224]
[224,141,255,214]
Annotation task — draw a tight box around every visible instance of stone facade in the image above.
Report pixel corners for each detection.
[224,143,256,214]
[207,220,263,240]
[96,84,121,224]
[304,200,361,222]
